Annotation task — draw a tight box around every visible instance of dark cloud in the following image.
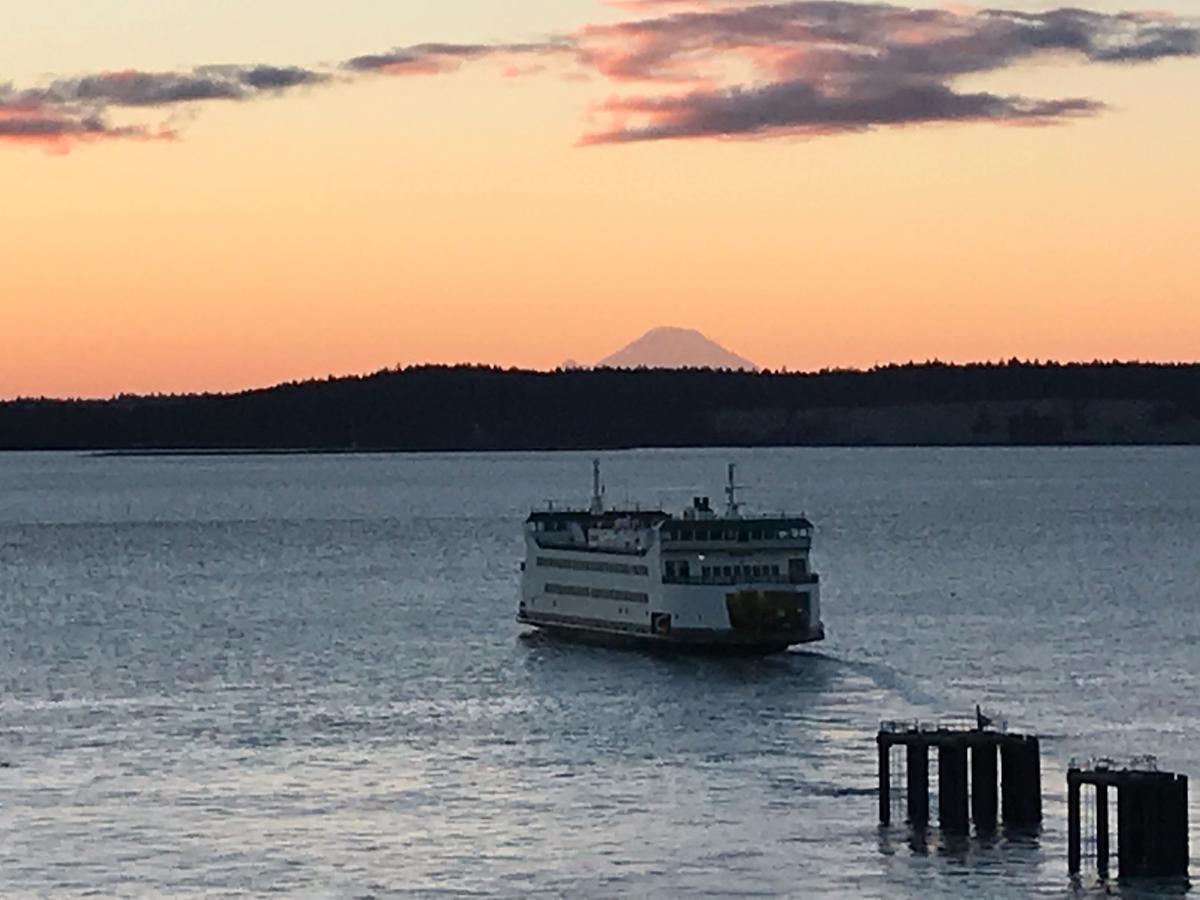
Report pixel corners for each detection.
[344,43,495,75]
[343,41,567,75]
[0,114,107,137]
[0,103,167,148]
[574,2,1200,142]
[577,3,1200,81]
[584,81,1103,144]
[977,9,1200,64]
[33,65,328,108]
[237,65,328,90]
[0,63,327,150]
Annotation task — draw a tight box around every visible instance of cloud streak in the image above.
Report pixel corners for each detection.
[344,42,567,76]
[35,65,329,107]
[573,3,1200,142]
[584,83,1103,144]
[0,64,328,150]
[0,99,170,151]
[2,3,1197,151]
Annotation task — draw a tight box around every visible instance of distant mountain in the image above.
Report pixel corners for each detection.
[594,326,758,371]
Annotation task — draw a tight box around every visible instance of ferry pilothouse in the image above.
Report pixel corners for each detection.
[517,462,824,653]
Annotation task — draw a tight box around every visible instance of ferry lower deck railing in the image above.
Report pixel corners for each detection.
[534,539,649,556]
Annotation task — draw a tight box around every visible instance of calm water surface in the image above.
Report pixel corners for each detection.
[1,448,1198,897]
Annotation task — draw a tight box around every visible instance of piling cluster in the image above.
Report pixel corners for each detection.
[877,722,1041,832]
[1068,762,1189,879]
[875,714,1191,882]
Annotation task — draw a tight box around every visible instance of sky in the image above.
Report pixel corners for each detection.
[1,0,1198,398]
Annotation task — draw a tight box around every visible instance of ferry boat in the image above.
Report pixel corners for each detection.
[517,462,823,654]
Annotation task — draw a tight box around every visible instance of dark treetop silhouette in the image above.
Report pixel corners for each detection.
[2,362,1198,451]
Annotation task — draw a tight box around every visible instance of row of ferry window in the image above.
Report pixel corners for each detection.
[663,526,809,542]
[702,564,782,580]
[537,556,650,577]
[544,582,650,603]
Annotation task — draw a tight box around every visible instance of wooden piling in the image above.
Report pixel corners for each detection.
[1116,781,1132,875]
[1067,773,1081,874]
[1146,777,1174,877]
[1145,774,1190,878]
[939,745,969,833]
[1173,776,1189,877]
[1001,742,1018,824]
[1095,783,1109,875]
[907,742,929,826]
[1025,738,1042,824]
[1119,781,1146,877]
[971,742,998,831]
[878,735,890,825]
[1001,737,1041,826]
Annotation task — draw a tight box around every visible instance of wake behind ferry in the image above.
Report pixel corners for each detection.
[518,462,824,653]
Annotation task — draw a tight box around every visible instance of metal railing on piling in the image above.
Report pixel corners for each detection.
[877,715,1041,833]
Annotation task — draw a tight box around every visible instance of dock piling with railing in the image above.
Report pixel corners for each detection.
[877,717,1041,833]
[1068,761,1189,879]
[876,714,1191,882]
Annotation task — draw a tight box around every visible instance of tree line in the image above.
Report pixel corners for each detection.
[1,361,1198,451]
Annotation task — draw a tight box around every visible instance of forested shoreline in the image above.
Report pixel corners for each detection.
[2,362,1199,451]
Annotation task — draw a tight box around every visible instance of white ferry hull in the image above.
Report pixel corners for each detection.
[519,559,824,654]
[517,610,825,655]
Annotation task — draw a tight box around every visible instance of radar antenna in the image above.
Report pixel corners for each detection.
[725,462,741,518]
[590,458,606,514]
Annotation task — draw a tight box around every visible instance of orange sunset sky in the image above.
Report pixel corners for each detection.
[1,0,1197,399]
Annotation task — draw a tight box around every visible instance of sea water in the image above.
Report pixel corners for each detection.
[1,448,1197,897]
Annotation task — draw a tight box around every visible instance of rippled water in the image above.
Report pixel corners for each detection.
[1,448,1197,897]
